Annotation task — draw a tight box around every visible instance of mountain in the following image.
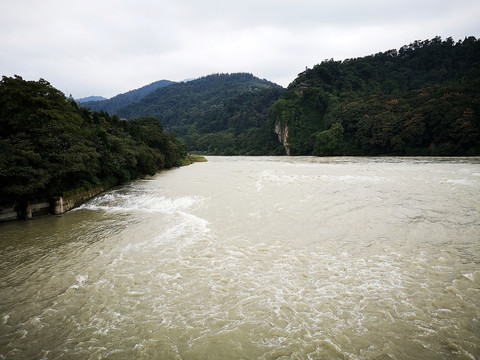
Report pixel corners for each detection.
[82,79,175,115]
[77,95,107,103]
[81,36,479,156]
[116,73,280,123]
[270,36,480,156]
[115,73,285,155]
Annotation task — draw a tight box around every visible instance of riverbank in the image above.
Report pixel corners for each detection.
[180,154,208,166]
[0,155,207,222]
[0,185,111,222]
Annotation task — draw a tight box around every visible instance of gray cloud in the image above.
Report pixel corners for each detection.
[1,0,479,98]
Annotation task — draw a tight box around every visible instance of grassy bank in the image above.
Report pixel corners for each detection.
[180,154,208,166]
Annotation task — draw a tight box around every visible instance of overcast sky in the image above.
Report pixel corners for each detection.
[1,0,479,98]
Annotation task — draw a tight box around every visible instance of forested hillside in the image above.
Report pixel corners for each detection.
[180,87,285,154]
[82,79,175,114]
[117,73,279,122]
[117,73,285,155]
[270,36,480,155]
[86,37,479,156]
[0,76,186,208]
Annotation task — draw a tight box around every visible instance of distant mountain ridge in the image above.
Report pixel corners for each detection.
[82,79,176,114]
[116,73,281,123]
[113,73,285,155]
[77,95,107,103]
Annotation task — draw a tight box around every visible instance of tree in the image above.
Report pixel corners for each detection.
[270,37,480,156]
[0,76,188,208]
[312,123,344,156]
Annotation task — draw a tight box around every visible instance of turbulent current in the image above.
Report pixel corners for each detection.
[1,156,479,359]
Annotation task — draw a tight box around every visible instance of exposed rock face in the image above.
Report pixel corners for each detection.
[274,122,290,155]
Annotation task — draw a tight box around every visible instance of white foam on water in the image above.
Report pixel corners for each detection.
[79,188,203,215]
[463,273,474,281]
[255,169,388,191]
[445,178,478,186]
[73,274,88,288]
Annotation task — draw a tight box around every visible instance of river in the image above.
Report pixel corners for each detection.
[1,156,479,359]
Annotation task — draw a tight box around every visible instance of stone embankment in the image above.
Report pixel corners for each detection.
[0,185,109,222]
[0,156,207,222]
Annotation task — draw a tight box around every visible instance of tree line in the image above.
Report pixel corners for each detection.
[0,76,186,208]
[269,36,480,156]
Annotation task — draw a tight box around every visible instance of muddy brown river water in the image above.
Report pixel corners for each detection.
[1,156,479,359]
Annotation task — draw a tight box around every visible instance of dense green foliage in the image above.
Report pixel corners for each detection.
[0,76,186,207]
[117,74,279,121]
[179,86,286,155]
[270,36,480,155]
[82,79,175,114]
[116,73,285,155]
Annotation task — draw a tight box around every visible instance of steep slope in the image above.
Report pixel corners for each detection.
[82,79,175,114]
[270,36,480,156]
